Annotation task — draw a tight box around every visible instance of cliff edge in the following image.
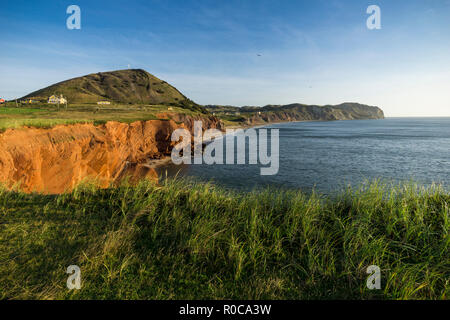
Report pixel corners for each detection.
[0,115,222,194]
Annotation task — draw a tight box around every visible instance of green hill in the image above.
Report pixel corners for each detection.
[21,69,194,107]
[206,102,384,126]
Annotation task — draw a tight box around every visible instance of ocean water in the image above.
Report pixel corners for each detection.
[156,118,450,194]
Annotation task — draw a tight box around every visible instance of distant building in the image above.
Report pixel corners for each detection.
[97,101,111,105]
[22,99,38,104]
[0,98,5,104]
[48,95,67,104]
[48,95,58,104]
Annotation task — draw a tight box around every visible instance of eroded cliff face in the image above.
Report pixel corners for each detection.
[0,116,222,194]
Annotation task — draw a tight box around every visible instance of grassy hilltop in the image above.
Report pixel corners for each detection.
[0,179,448,299]
[21,69,190,106]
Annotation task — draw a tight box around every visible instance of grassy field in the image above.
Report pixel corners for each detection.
[0,103,199,131]
[0,178,448,300]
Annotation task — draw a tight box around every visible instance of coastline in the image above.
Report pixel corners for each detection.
[224,117,384,130]
[145,156,173,169]
[148,117,385,171]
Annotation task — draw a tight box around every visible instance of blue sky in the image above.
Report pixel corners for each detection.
[1,0,450,116]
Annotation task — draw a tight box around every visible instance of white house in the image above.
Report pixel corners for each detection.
[48,95,67,104]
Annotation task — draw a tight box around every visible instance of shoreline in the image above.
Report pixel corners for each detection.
[146,156,173,169]
[224,117,385,130]
[148,117,384,170]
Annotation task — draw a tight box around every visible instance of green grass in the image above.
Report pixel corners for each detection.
[0,179,448,300]
[0,103,202,131]
[0,107,44,115]
[0,118,93,131]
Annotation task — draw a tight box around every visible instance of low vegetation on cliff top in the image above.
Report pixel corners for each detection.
[0,179,448,299]
[0,104,201,131]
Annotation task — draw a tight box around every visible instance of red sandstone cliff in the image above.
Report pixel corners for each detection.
[0,115,223,194]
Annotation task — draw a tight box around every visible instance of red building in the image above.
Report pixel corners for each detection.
[0,98,5,104]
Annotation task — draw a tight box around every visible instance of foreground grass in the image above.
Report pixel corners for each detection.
[0,179,448,300]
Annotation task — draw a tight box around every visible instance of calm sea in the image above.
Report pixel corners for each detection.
[156,118,450,194]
